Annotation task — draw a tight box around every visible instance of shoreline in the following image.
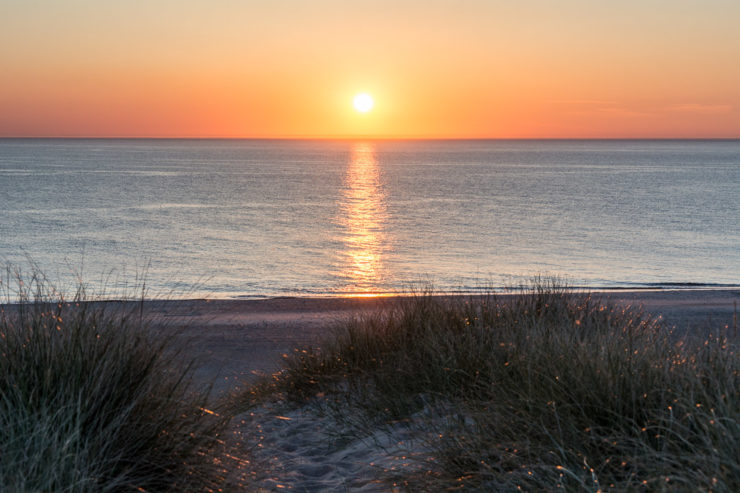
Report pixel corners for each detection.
[134,289,739,394]
[139,284,740,302]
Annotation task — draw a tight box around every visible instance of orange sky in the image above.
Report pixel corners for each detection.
[2,1,739,138]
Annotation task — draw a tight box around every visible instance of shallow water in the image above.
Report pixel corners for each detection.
[1,139,738,298]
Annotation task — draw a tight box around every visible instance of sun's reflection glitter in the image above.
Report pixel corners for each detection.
[336,143,389,295]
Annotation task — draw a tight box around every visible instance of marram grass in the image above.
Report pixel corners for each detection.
[0,268,229,492]
[264,280,739,491]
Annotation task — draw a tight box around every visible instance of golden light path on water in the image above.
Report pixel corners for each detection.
[336,142,389,295]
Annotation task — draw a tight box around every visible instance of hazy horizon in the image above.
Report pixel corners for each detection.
[3,137,740,142]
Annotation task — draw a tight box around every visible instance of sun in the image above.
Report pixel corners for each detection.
[353,93,374,113]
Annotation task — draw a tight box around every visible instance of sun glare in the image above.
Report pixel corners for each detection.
[353,93,374,113]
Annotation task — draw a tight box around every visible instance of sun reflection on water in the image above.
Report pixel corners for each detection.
[335,143,389,295]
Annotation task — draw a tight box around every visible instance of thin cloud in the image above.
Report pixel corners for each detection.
[550,99,618,106]
[667,103,733,115]
[552,100,649,118]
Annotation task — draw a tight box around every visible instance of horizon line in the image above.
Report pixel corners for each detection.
[2,136,740,141]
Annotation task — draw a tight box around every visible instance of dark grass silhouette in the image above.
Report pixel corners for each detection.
[0,267,229,492]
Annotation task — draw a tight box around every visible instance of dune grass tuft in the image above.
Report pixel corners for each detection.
[268,280,739,491]
[0,267,229,492]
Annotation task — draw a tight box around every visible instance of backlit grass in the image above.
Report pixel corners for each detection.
[265,280,739,491]
[0,267,229,492]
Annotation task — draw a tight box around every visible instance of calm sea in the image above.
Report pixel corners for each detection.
[1,139,738,298]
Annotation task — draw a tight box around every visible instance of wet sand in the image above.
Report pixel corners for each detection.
[144,290,740,394]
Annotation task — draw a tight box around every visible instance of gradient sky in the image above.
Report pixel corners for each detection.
[2,0,739,138]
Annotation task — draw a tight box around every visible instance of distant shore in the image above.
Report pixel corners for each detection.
[141,289,739,393]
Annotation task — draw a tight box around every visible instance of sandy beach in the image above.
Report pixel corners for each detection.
[146,289,740,394]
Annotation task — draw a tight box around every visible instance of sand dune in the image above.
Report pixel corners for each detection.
[140,290,740,491]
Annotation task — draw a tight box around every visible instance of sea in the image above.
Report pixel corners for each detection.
[1,139,738,299]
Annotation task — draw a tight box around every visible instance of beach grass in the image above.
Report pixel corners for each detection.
[0,267,229,492]
[4,265,737,491]
[260,279,739,491]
